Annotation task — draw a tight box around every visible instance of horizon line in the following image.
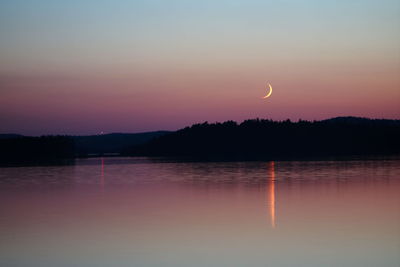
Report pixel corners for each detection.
[1,115,399,137]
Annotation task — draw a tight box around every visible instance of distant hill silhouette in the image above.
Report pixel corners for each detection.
[0,131,169,165]
[123,117,400,160]
[73,131,169,156]
[322,116,400,126]
[0,134,24,139]
[2,118,399,165]
[0,136,75,166]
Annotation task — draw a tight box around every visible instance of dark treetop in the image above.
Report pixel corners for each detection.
[123,117,400,160]
[1,117,399,165]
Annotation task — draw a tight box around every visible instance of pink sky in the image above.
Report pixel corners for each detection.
[0,0,399,135]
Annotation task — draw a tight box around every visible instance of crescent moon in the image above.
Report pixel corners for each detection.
[263,83,273,99]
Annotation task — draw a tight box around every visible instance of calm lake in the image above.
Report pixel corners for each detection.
[0,158,399,267]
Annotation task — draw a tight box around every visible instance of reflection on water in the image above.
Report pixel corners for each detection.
[268,161,276,228]
[0,158,399,267]
[100,157,104,190]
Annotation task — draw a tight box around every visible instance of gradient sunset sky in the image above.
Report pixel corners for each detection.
[1,0,399,135]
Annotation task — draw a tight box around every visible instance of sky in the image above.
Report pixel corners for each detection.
[0,0,399,135]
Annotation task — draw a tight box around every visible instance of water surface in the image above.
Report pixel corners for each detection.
[0,158,399,267]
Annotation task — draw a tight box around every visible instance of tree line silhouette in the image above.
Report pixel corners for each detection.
[123,117,400,160]
[0,136,75,166]
[1,117,399,165]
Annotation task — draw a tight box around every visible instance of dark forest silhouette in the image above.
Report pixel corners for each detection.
[1,117,399,165]
[123,117,400,160]
[0,131,168,165]
[74,131,169,156]
[0,136,74,166]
